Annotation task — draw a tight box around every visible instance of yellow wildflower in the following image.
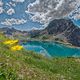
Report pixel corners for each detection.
[11,45,23,51]
[3,40,18,45]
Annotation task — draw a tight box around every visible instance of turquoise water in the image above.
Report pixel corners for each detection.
[22,41,80,57]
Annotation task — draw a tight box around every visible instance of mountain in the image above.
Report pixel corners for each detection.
[0,27,18,35]
[0,27,29,39]
[30,19,80,47]
[1,19,80,47]
[46,19,80,47]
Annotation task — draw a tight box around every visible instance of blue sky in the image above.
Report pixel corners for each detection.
[0,0,43,31]
[0,0,80,31]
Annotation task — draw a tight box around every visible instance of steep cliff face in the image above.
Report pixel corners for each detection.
[1,19,80,47]
[45,19,80,47]
[46,19,75,35]
[29,19,80,47]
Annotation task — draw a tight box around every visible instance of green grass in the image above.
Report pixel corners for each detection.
[0,34,80,80]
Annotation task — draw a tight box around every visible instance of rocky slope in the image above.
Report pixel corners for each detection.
[0,27,29,39]
[30,19,80,47]
[46,19,80,47]
[0,19,80,47]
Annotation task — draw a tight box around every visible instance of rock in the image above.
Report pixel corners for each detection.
[30,19,80,47]
[45,19,80,47]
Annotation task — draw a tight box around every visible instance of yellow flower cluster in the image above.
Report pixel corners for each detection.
[3,40,23,51]
[11,45,23,51]
[3,40,18,45]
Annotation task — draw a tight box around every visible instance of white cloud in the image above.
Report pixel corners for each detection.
[6,2,16,7]
[26,0,80,25]
[0,7,4,14]
[31,27,44,30]
[9,2,16,7]
[1,18,27,26]
[12,0,25,3]
[0,1,4,14]
[74,14,80,20]
[0,1,15,15]
[0,1,3,6]
[7,8,15,15]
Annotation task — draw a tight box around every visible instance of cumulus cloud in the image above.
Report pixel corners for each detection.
[0,1,3,6]
[0,1,16,15]
[0,1,4,14]
[74,14,80,20]
[7,8,15,15]
[0,7,4,14]
[12,0,25,3]
[69,5,80,20]
[6,2,16,7]
[31,27,44,30]
[26,0,80,24]
[1,18,27,26]
[9,2,16,7]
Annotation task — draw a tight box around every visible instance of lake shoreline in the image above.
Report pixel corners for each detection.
[20,39,80,49]
[21,40,80,57]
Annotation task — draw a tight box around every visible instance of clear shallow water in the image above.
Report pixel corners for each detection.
[22,41,80,57]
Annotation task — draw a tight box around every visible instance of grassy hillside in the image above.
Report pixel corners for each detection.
[0,34,80,80]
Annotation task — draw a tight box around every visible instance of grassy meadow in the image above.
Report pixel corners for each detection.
[0,34,80,80]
